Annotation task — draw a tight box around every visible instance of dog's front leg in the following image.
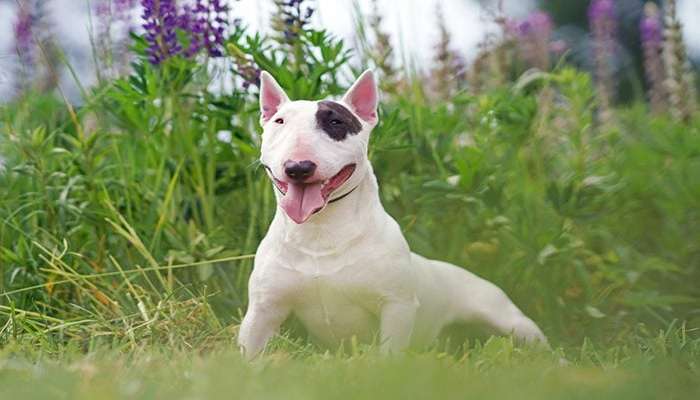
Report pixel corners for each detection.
[237,299,290,360]
[379,299,418,354]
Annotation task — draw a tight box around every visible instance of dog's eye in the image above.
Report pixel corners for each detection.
[330,119,343,125]
[274,118,284,124]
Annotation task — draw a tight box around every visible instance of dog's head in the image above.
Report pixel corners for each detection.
[259,70,379,224]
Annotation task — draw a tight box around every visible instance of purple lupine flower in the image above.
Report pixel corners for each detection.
[113,0,138,34]
[202,0,229,57]
[13,1,60,94]
[94,1,113,78]
[588,0,615,21]
[640,6,662,44]
[588,0,617,125]
[96,2,111,21]
[240,64,261,90]
[141,0,181,65]
[515,10,553,70]
[180,0,229,58]
[228,41,261,91]
[517,10,552,37]
[14,4,34,67]
[115,0,137,15]
[96,0,137,30]
[114,0,138,70]
[640,2,665,113]
[95,0,137,77]
[502,17,518,36]
[96,1,137,38]
[550,39,568,55]
[178,4,199,56]
[272,0,315,45]
[588,0,617,59]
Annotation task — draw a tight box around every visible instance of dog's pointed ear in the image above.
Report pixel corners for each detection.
[260,71,290,125]
[342,70,378,125]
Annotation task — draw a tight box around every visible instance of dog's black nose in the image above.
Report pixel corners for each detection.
[284,160,317,181]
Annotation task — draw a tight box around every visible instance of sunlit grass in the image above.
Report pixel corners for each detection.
[1,331,698,400]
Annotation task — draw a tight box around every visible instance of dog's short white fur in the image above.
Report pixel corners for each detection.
[238,70,547,359]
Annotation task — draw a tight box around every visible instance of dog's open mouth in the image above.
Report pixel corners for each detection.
[268,163,356,224]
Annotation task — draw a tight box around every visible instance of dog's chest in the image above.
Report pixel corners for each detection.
[259,211,413,346]
[289,266,382,346]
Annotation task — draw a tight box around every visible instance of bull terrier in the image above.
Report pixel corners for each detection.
[237,70,547,359]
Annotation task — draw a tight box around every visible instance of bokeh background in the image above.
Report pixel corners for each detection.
[1,0,699,101]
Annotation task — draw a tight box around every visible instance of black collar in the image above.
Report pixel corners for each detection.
[328,184,359,203]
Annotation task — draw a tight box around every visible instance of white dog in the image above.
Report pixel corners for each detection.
[237,70,547,359]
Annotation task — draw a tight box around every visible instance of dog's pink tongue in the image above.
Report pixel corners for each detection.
[280,182,325,224]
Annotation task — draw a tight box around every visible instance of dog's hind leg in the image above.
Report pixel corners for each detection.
[459,277,547,344]
[433,260,548,345]
[464,289,547,345]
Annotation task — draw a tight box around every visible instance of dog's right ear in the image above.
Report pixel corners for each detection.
[259,71,290,125]
[341,70,378,125]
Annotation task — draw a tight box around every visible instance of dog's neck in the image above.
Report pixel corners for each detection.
[270,161,386,254]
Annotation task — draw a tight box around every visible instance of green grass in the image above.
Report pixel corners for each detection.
[1,332,699,399]
[1,5,700,398]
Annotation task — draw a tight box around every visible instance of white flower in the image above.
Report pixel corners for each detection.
[216,130,232,143]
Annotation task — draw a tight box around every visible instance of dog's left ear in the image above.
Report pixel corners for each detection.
[342,70,378,125]
[260,71,290,125]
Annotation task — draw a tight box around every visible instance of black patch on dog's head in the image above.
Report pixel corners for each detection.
[315,101,362,141]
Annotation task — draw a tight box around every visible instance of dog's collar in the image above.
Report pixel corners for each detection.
[328,184,359,203]
[262,164,359,204]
